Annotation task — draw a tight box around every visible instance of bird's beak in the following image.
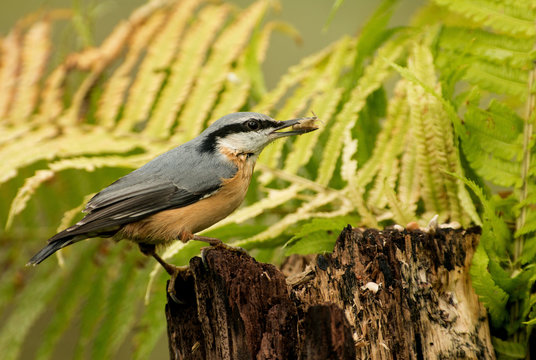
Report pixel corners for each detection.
[270,117,318,139]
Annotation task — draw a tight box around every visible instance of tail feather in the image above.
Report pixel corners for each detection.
[27,237,75,266]
[28,223,121,266]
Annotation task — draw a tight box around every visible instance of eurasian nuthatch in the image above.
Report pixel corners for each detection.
[28,112,318,274]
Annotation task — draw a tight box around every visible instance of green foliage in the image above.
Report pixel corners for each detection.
[1,0,535,358]
[426,0,536,356]
[284,216,354,255]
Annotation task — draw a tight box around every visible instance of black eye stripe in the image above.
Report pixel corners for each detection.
[198,118,279,153]
[246,118,278,129]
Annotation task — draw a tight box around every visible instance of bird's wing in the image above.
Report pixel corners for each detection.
[49,179,219,241]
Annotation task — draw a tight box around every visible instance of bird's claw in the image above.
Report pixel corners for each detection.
[166,264,189,304]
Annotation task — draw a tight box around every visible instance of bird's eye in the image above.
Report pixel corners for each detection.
[246,120,260,130]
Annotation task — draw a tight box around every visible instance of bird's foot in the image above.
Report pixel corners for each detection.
[166,264,189,304]
[193,235,247,254]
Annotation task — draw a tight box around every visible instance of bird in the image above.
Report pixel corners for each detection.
[28,112,318,277]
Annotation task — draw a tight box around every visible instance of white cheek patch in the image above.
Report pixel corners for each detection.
[216,131,271,154]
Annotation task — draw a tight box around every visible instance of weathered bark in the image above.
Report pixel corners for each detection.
[166,226,495,360]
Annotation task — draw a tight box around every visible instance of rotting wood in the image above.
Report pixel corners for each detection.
[166,226,495,360]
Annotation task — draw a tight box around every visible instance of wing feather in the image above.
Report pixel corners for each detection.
[50,180,219,241]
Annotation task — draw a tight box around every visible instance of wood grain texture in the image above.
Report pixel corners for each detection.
[166,227,495,360]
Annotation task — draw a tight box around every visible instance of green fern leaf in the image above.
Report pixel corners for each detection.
[492,337,526,358]
[515,209,536,237]
[438,27,534,69]
[464,102,523,160]
[285,231,336,256]
[235,192,351,249]
[470,245,509,327]
[317,40,405,186]
[465,59,528,98]
[433,0,536,37]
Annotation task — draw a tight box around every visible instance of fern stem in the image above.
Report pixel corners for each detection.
[512,41,536,354]
[515,66,535,260]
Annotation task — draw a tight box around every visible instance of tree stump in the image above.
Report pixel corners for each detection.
[165,226,495,360]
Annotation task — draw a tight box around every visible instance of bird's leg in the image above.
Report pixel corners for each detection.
[138,243,188,303]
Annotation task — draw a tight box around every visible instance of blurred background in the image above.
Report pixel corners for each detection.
[0,0,423,90]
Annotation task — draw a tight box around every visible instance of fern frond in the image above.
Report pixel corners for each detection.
[62,1,174,127]
[5,154,152,229]
[465,59,528,98]
[341,128,358,185]
[470,245,509,327]
[38,65,70,123]
[389,52,479,224]
[0,30,22,119]
[9,21,50,122]
[234,192,351,249]
[287,89,344,175]
[253,40,341,114]
[397,123,420,207]
[209,50,253,120]
[259,38,355,171]
[258,64,327,171]
[464,101,524,160]
[5,169,54,229]
[97,11,167,128]
[0,125,57,184]
[210,184,305,229]
[317,39,405,186]
[406,43,448,214]
[433,0,536,37]
[385,184,416,225]
[282,38,352,175]
[0,124,33,145]
[0,128,147,185]
[284,216,354,255]
[147,4,230,137]
[515,208,536,237]
[116,0,200,132]
[366,80,410,207]
[175,0,269,141]
[256,21,301,63]
[438,27,533,69]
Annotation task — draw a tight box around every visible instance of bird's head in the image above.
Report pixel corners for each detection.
[197,112,317,157]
